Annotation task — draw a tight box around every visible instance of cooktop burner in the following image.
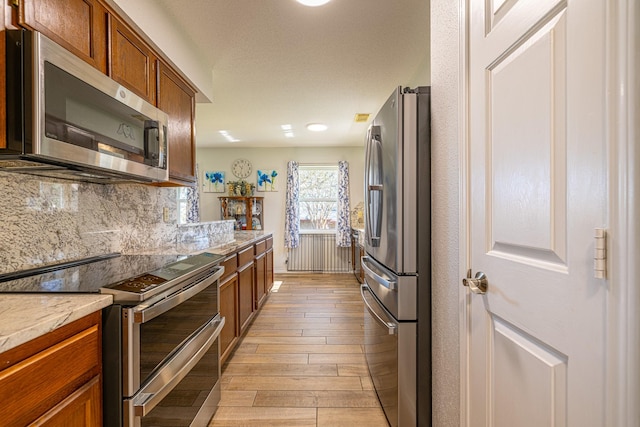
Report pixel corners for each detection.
[0,253,218,295]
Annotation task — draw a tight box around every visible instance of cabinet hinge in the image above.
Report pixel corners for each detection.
[594,228,607,279]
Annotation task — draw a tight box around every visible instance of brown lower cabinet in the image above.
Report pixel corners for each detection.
[219,272,239,365]
[266,247,274,292]
[32,375,101,426]
[0,312,102,426]
[219,236,274,365]
[254,253,266,309]
[237,246,255,332]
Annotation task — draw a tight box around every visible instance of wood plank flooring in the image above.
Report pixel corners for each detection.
[209,273,389,427]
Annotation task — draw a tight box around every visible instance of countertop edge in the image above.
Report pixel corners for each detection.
[0,294,113,354]
[204,231,273,257]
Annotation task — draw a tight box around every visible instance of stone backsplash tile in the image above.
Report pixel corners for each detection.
[0,172,233,274]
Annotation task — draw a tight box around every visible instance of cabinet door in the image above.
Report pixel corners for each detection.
[157,62,196,184]
[254,253,266,309]
[237,261,254,332]
[109,17,156,104]
[219,274,238,365]
[0,313,101,426]
[265,248,274,293]
[19,0,108,73]
[30,375,101,426]
[358,245,365,283]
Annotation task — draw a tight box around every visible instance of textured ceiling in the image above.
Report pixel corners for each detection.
[156,0,430,148]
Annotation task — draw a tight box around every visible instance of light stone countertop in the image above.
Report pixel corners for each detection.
[208,231,272,256]
[0,294,112,354]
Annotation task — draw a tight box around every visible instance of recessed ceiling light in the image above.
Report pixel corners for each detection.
[306,123,328,132]
[219,130,239,142]
[296,0,331,6]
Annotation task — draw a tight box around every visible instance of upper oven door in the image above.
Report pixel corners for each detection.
[7,30,168,182]
[122,266,224,396]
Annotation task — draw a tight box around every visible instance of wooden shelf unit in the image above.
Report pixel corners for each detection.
[219,196,264,230]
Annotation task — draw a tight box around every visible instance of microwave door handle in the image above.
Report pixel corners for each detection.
[130,316,225,417]
[360,284,397,335]
[143,120,160,166]
[133,266,224,323]
[361,256,397,291]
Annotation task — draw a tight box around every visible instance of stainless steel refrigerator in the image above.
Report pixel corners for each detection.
[361,86,430,427]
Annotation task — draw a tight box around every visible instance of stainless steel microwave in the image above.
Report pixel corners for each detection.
[2,30,168,183]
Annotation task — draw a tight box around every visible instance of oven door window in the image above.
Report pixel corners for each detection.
[140,332,220,427]
[138,283,218,386]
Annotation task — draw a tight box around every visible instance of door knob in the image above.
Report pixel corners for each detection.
[462,271,487,294]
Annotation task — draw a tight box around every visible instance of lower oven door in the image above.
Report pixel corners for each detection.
[361,284,416,427]
[124,314,225,427]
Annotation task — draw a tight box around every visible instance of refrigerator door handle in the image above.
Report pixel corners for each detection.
[362,256,397,291]
[365,126,383,247]
[360,284,398,335]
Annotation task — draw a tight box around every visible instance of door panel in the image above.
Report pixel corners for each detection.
[491,317,567,427]
[467,0,607,426]
[488,12,567,267]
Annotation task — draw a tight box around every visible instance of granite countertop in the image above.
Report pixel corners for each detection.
[0,294,112,353]
[208,231,272,256]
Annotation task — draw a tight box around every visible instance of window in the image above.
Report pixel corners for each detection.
[298,165,339,231]
[177,187,189,224]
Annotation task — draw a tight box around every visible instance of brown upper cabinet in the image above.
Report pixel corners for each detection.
[109,17,156,105]
[7,0,198,185]
[157,61,197,184]
[17,0,108,73]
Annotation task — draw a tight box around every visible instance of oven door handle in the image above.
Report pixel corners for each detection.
[130,315,225,417]
[133,265,224,323]
[360,284,397,335]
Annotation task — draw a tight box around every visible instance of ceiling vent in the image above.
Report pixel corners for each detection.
[354,113,370,123]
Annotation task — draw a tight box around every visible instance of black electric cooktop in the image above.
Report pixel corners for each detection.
[0,252,223,295]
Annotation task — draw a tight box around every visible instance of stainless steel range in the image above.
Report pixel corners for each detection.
[0,252,226,427]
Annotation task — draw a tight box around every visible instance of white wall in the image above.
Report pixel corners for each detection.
[430,0,461,425]
[196,146,365,272]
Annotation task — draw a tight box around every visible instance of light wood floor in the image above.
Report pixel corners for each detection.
[209,273,389,427]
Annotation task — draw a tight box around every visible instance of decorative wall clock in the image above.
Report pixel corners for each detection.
[231,158,252,179]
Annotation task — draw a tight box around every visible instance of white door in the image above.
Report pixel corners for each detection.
[466,0,607,426]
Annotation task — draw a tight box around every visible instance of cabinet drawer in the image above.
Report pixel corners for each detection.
[238,246,254,267]
[0,322,100,425]
[265,236,273,250]
[221,254,237,281]
[255,240,266,256]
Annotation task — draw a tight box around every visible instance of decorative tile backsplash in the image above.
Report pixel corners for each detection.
[0,172,234,274]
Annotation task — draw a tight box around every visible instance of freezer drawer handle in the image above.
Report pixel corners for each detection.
[361,256,397,291]
[360,284,397,335]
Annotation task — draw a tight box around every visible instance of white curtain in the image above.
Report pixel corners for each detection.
[186,163,201,223]
[336,161,351,247]
[284,161,300,248]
